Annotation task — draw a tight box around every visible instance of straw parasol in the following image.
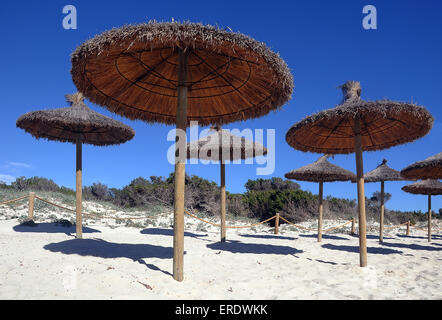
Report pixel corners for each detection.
[284,155,356,242]
[361,159,405,243]
[285,80,433,267]
[402,179,442,242]
[400,152,442,180]
[187,126,267,242]
[16,93,135,238]
[70,20,294,281]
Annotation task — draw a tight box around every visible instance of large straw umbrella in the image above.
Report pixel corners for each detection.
[400,152,442,180]
[16,93,135,238]
[362,159,405,243]
[70,21,293,281]
[402,179,442,242]
[285,81,433,267]
[187,126,267,242]
[284,155,356,242]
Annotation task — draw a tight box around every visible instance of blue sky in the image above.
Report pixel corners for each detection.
[0,0,441,212]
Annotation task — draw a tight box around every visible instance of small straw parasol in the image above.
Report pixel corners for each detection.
[284,155,356,242]
[16,93,135,238]
[70,20,294,281]
[360,159,405,243]
[187,126,267,242]
[400,152,442,180]
[285,81,433,267]
[402,179,442,242]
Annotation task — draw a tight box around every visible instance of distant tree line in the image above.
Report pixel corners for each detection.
[1,175,439,224]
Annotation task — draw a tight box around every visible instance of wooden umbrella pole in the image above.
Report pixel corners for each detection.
[173,48,188,282]
[220,161,226,242]
[76,138,83,239]
[354,117,367,267]
[318,181,323,242]
[428,194,432,242]
[379,181,385,243]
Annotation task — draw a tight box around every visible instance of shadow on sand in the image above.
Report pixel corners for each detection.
[12,222,101,235]
[207,239,303,255]
[299,234,349,241]
[140,227,208,239]
[349,234,393,241]
[396,234,442,241]
[44,238,175,276]
[380,241,442,252]
[321,243,402,255]
[306,257,339,265]
[239,234,297,241]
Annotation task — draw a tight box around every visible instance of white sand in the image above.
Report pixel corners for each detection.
[0,200,441,300]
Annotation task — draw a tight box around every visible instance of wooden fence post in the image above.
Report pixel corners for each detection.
[406,221,410,236]
[351,217,356,235]
[28,192,35,220]
[274,212,280,235]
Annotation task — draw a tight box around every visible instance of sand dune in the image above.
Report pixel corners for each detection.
[0,201,441,300]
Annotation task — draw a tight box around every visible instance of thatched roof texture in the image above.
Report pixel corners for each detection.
[284,155,356,182]
[187,126,267,161]
[401,152,442,180]
[285,81,433,154]
[363,159,404,183]
[402,179,442,195]
[71,20,294,126]
[16,93,135,146]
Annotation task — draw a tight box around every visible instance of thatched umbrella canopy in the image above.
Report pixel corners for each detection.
[284,155,355,242]
[402,179,442,195]
[359,159,405,243]
[363,159,404,183]
[16,93,135,238]
[402,179,442,242]
[187,126,267,242]
[187,126,267,161]
[401,152,442,180]
[284,155,355,182]
[285,80,433,267]
[70,20,294,281]
[71,21,293,126]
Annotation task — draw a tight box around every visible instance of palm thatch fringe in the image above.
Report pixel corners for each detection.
[16,92,135,146]
[285,81,433,154]
[402,179,442,195]
[401,152,442,180]
[71,20,294,126]
[284,155,356,182]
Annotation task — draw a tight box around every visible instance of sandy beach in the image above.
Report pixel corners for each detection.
[0,198,441,300]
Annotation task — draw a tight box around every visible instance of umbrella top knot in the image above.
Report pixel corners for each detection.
[65,92,86,106]
[339,81,361,102]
